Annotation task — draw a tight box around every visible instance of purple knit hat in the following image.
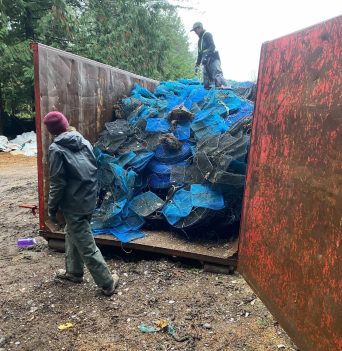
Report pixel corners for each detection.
[43,111,69,135]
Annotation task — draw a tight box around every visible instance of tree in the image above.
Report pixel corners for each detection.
[73,0,194,80]
[0,0,195,135]
[0,0,79,134]
[159,10,195,80]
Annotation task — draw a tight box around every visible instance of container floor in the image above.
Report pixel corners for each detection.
[44,221,239,267]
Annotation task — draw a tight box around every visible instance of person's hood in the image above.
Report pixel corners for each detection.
[54,131,86,151]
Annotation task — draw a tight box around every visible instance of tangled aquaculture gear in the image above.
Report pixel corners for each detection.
[159,134,182,152]
[168,104,194,122]
[92,79,254,241]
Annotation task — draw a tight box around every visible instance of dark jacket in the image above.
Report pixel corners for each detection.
[196,31,220,66]
[48,131,98,215]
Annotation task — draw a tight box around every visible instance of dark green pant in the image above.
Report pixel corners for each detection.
[63,213,113,289]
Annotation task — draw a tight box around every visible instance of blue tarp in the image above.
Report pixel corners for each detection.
[92,228,145,243]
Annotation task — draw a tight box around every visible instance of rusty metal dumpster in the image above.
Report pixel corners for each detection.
[33,14,342,351]
[32,43,238,267]
[238,15,342,351]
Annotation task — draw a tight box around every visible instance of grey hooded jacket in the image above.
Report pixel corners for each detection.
[48,131,98,215]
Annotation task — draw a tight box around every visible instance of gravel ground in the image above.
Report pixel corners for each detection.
[0,153,298,351]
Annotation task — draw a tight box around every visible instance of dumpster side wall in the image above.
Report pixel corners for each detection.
[32,43,158,229]
[238,16,342,351]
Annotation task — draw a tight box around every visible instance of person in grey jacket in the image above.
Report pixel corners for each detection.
[44,111,119,296]
[191,22,227,89]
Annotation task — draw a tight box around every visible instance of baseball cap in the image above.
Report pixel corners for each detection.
[190,22,203,32]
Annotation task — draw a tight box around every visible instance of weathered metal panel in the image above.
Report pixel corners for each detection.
[40,230,238,267]
[32,43,158,228]
[32,43,45,230]
[238,16,342,351]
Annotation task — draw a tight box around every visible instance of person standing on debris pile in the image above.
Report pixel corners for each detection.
[43,111,119,296]
[191,22,227,89]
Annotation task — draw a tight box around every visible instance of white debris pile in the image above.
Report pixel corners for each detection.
[0,131,37,156]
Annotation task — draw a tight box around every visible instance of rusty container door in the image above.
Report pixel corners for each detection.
[238,16,342,351]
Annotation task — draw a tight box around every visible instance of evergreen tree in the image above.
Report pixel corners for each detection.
[0,0,194,134]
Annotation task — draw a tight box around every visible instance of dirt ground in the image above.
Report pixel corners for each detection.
[0,153,298,351]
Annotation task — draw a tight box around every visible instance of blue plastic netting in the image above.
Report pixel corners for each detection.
[129,191,165,217]
[173,121,191,140]
[162,189,193,225]
[128,151,154,171]
[147,159,189,189]
[116,151,137,167]
[190,184,225,210]
[93,78,254,240]
[148,159,190,175]
[145,118,171,133]
[154,142,192,164]
[191,111,228,140]
[148,173,172,189]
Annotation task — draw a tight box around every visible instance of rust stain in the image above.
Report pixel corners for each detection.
[239,16,342,351]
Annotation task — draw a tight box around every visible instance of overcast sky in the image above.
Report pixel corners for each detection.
[177,0,341,81]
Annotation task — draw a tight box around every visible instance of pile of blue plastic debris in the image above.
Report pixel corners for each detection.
[91,79,254,243]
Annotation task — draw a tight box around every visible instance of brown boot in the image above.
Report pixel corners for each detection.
[55,269,83,283]
[102,273,119,296]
